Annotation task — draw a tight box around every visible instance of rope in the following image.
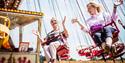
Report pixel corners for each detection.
[69,0,92,49]
[48,0,55,16]
[80,0,95,45]
[64,0,69,14]
[119,6,125,17]
[37,0,42,12]
[54,0,63,20]
[81,0,95,45]
[75,0,86,24]
[75,0,93,45]
[68,0,77,16]
[37,0,48,35]
[101,0,110,13]
[51,0,57,17]
[25,0,29,10]
[33,0,37,11]
[70,0,84,46]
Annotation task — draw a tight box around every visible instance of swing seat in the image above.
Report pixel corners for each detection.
[59,54,70,60]
[78,48,90,56]
[81,43,124,59]
[78,46,104,59]
[90,23,120,57]
[105,21,120,43]
[77,21,124,59]
[113,42,125,54]
[78,49,85,56]
[92,49,103,56]
[101,42,125,59]
[57,45,69,59]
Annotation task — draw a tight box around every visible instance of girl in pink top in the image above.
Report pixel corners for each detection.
[72,0,123,51]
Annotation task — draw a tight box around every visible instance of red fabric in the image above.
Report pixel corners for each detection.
[57,45,69,59]
[60,54,69,60]
[115,43,124,54]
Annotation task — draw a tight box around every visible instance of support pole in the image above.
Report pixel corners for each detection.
[19,26,22,42]
[36,18,42,63]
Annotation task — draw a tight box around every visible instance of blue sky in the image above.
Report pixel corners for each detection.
[10,0,125,60]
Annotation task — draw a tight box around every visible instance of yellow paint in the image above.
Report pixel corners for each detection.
[0,16,11,49]
[0,8,44,16]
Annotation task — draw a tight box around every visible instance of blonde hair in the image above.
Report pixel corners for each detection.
[51,17,57,21]
[87,1,103,13]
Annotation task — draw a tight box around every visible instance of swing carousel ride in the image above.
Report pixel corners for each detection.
[0,0,125,63]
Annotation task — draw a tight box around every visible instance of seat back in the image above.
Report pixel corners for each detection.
[57,45,69,60]
[112,30,119,44]
[111,21,120,43]
[91,21,120,46]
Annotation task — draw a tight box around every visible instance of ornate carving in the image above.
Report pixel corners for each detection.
[0,57,6,63]
[18,57,31,63]
[0,0,21,9]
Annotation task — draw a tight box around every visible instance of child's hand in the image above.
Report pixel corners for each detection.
[72,18,78,24]
[114,0,123,6]
[32,30,40,36]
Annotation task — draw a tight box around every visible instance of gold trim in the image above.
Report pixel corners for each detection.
[0,8,44,16]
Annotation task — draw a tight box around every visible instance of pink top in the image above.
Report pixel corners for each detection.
[86,12,118,30]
